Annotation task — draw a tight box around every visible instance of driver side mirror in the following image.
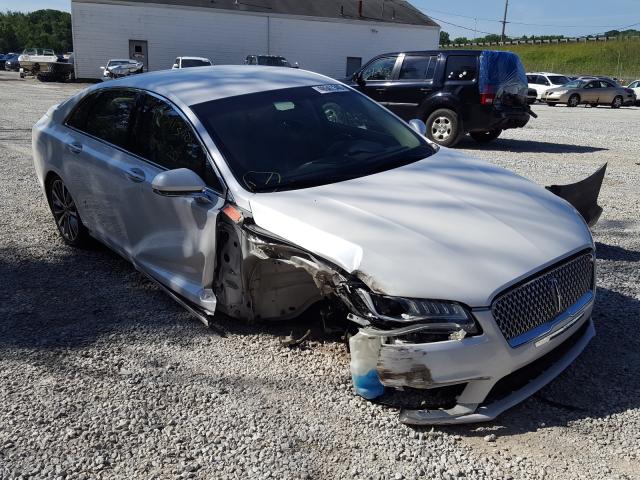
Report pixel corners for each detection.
[293,62,300,68]
[172,63,179,69]
[408,119,427,136]
[354,72,366,86]
[100,66,105,70]
[152,168,207,199]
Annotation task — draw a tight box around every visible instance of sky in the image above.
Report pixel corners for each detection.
[1,0,639,39]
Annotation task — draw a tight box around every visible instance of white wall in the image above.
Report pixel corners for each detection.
[72,1,439,79]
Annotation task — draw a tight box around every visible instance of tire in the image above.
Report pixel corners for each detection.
[611,95,623,109]
[547,102,556,107]
[470,129,502,143]
[567,94,580,107]
[425,108,462,147]
[46,175,90,247]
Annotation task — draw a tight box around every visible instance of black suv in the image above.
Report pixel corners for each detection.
[346,50,533,147]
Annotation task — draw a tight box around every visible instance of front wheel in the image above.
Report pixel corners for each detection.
[567,94,580,107]
[611,96,623,109]
[47,176,90,247]
[425,109,462,147]
[470,129,502,144]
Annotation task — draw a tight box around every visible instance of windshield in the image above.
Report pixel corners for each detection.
[257,56,291,67]
[108,60,133,67]
[181,59,211,68]
[563,80,586,88]
[548,75,569,85]
[192,85,435,193]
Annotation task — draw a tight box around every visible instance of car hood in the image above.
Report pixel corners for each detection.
[248,148,593,307]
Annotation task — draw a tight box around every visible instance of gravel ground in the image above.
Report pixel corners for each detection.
[0,70,639,480]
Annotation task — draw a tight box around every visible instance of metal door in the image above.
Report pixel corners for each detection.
[383,54,438,120]
[346,57,362,77]
[124,93,223,312]
[129,40,148,71]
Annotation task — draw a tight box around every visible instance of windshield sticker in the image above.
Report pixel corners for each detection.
[312,84,349,94]
[274,101,296,111]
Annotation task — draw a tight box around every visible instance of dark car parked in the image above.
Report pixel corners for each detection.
[4,53,21,71]
[346,50,533,147]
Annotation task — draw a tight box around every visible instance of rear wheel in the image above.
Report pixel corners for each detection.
[470,129,502,143]
[611,95,623,109]
[567,94,580,107]
[46,175,90,247]
[425,109,462,147]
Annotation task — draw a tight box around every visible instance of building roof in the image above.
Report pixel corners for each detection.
[86,65,339,106]
[86,0,438,27]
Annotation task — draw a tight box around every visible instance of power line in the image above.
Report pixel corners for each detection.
[428,16,496,36]
[424,5,637,30]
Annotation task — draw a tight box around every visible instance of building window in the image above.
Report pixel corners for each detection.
[346,57,362,77]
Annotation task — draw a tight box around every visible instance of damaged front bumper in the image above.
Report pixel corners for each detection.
[360,295,595,425]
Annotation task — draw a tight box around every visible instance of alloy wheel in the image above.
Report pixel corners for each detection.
[431,116,452,141]
[50,179,80,242]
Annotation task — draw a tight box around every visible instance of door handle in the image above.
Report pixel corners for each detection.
[66,142,83,154]
[125,168,145,183]
[374,88,387,92]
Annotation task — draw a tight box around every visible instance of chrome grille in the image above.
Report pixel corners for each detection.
[492,252,594,345]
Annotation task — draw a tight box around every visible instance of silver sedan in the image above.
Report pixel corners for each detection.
[33,66,597,425]
[543,78,636,107]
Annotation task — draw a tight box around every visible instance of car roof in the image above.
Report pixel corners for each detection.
[374,49,479,57]
[527,72,566,76]
[95,65,336,106]
[179,56,211,61]
[109,58,137,62]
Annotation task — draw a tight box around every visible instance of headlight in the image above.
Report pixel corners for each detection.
[553,90,568,95]
[354,289,479,335]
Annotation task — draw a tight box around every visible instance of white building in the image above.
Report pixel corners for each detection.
[71,0,439,79]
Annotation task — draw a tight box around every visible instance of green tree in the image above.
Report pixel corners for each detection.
[453,37,470,44]
[0,9,72,53]
[439,30,450,45]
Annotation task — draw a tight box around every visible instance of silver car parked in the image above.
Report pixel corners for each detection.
[543,78,636,108]
[33,66,599,425]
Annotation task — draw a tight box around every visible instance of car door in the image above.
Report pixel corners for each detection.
[62,88,143,255]
[599,80,618,103]
[352,55,400,105]
[581,81,599,103]
[382,53,438,120]
[125,92,225,310]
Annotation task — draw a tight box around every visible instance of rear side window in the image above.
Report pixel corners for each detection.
[398,55,437,80]
[133,94,221,190]
[445,55,477,81]
[361,57,396,81]
[82,89,136,148]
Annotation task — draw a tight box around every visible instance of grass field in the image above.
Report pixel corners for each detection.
[455,38,640,82]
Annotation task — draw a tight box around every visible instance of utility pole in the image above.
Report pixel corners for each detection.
[501,0,509,42]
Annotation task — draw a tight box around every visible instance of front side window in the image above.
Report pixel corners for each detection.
[444,55,477,81]
[537,75,550,86]
[398,55,437,80]
[361,57,396,81]
[82,89,136,148]
[132,95,220,190]
[191,85,435,193]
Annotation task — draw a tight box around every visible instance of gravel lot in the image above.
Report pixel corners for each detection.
[0,70,639,480]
